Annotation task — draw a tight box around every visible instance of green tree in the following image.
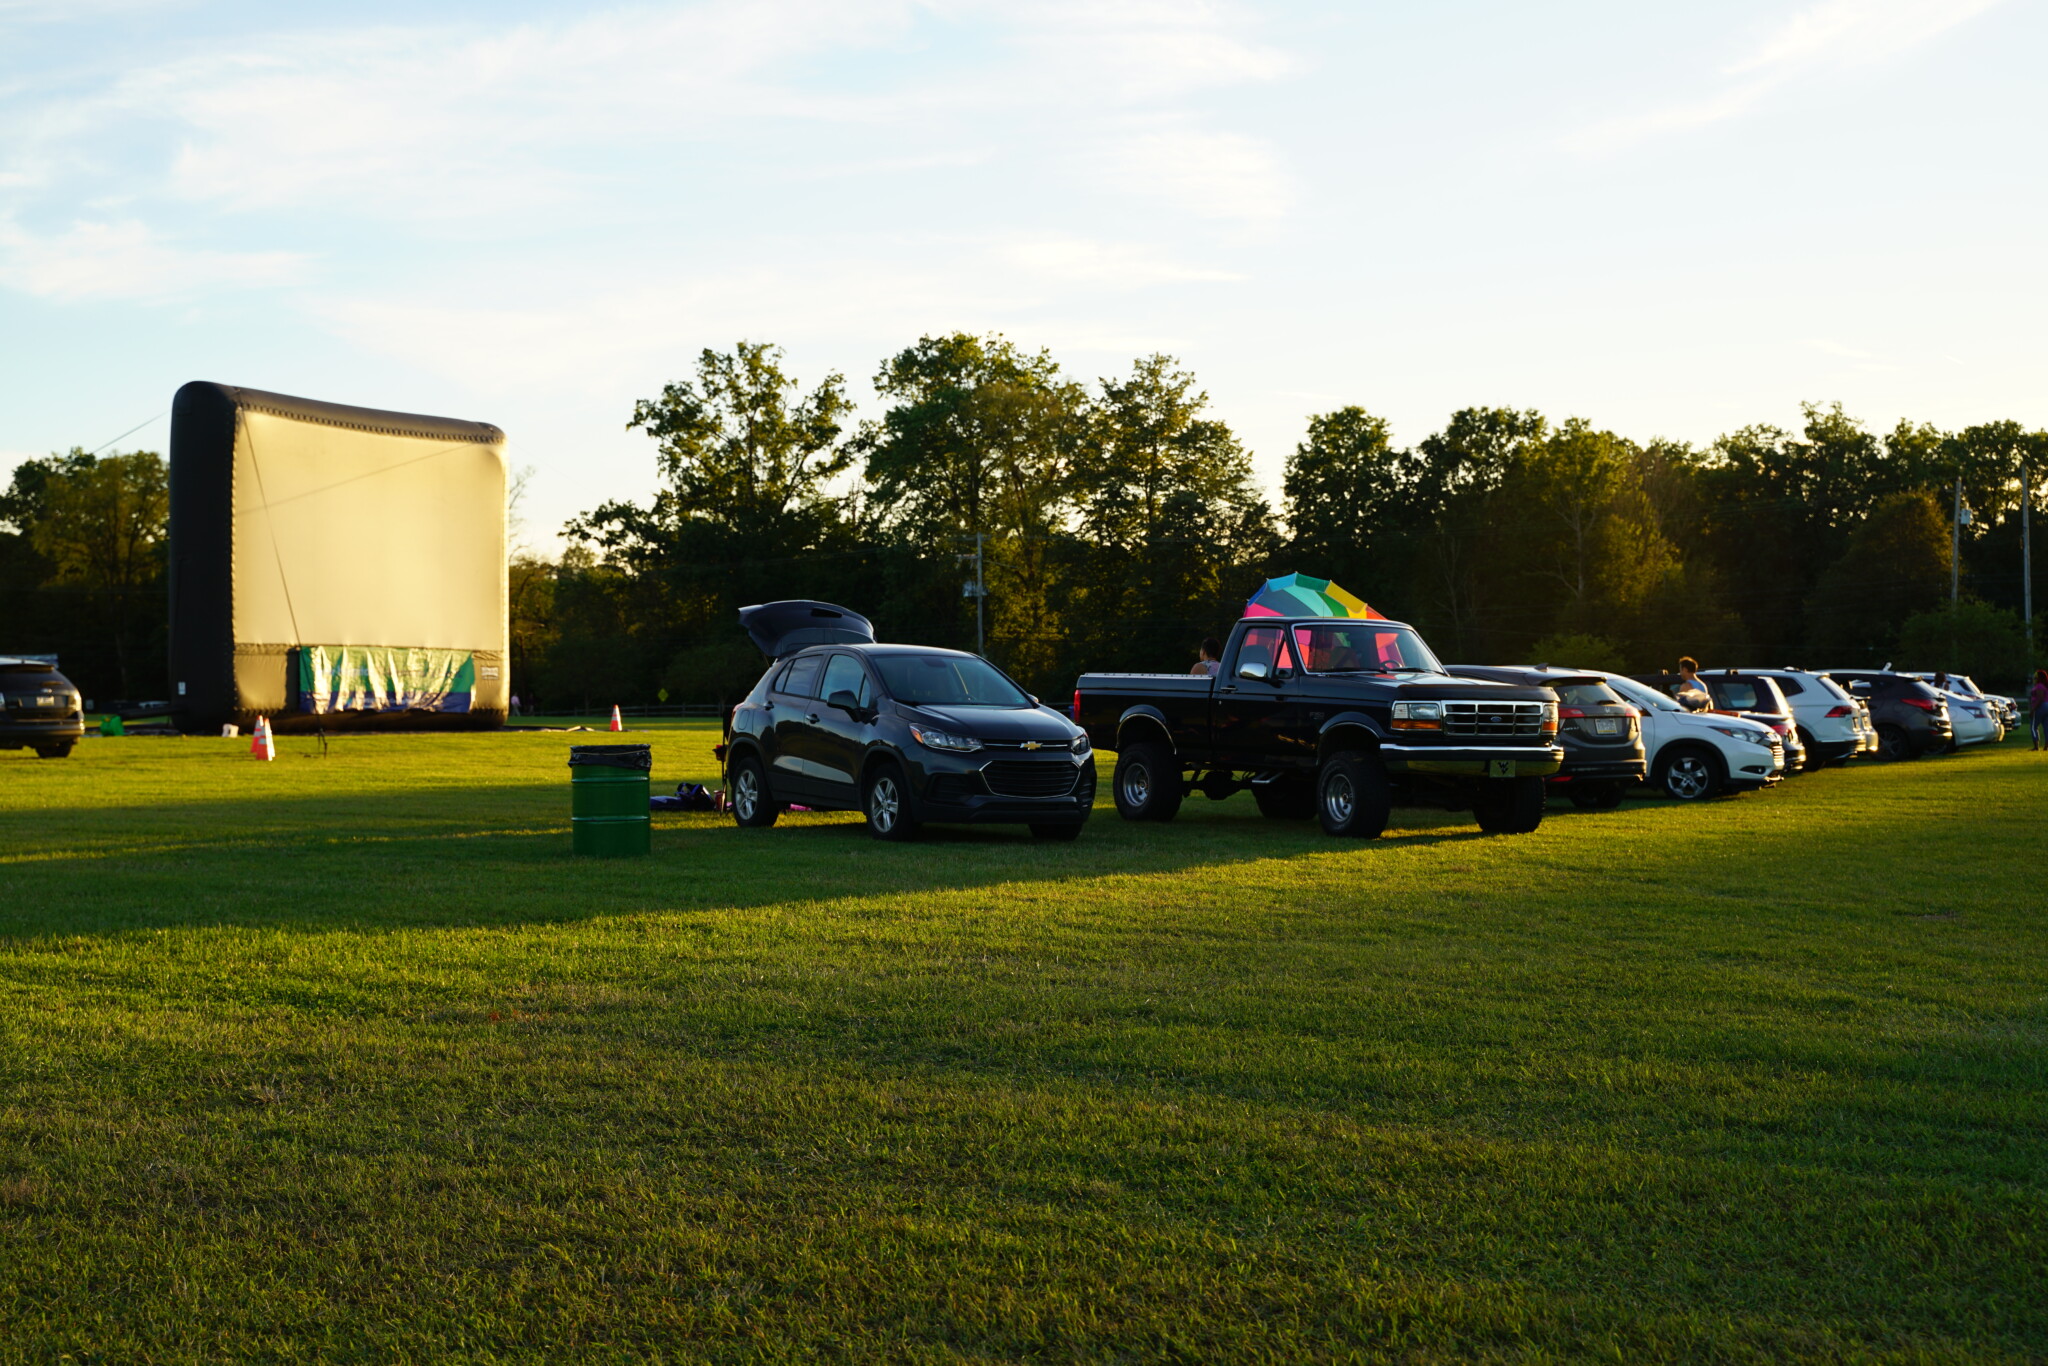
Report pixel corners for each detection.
[1804,491,1951,661]
[1066,355,1275,671]
[1282,406,1411,606]
[859,333,1085,678]
[1405,407,1546,657]
[1895,599,2034,688]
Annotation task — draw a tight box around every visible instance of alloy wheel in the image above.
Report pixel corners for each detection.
[1666,755,1711,799]
[870,775,900,833]
[734,769,759,821]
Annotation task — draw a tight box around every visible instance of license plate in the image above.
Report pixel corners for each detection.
[1592,718,1618,735]
[1488,759,1515,778]
[34,696,57,707]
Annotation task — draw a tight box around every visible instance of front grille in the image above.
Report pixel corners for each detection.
[925,773,979,803]
[981,760,1079,798]
[1441,700,1547,739]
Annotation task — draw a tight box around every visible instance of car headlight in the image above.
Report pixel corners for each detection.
[1391,701,1442,731]
[909,724,982,753]
[1710,724,1773,748]
[1069,733,1091,757]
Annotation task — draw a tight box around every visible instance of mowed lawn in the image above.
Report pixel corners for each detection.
[1,724,2043,1364]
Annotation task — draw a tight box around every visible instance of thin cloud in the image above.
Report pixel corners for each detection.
[0,217,307,300]
[1568,0,2006,155]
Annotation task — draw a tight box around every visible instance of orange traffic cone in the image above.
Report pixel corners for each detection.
[609,705,623,733]
[250,716,275,761]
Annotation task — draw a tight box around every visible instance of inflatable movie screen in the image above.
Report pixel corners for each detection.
[167,382,508,732]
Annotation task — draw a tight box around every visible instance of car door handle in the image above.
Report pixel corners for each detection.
[1219,685,1237,693]
[806,712,819,723]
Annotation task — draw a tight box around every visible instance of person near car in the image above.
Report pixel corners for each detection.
[2030,669,2048,751]
[1190,637,1223,677]
[1671,656,1711,709]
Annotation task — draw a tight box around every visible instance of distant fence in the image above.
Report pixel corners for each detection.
[523,704,726,718]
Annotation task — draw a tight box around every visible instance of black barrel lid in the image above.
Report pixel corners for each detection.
[568,744,652,770]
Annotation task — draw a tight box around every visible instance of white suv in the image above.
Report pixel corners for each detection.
[1733,669,1872,768]
[1596,672,1785,800]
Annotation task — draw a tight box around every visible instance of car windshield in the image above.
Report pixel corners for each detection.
[1608,675,1683,712]
[1290,623,1442,675]
[875,653,1030,708]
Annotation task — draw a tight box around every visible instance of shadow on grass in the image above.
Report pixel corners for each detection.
[0,777,1506,940]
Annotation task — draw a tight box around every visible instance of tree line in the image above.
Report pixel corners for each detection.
[5,333,2044,709]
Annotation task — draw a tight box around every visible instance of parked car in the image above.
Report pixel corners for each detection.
[0,656,84,758]
[1817,670,1954,759]
[1445,665,1645,808]
[1633,670,1808,774]
[1074,615,1563,837]
[1906,673,2007,746]
[1594,672,1784,800]
[719,602,1095,841]
[1731,669,1871,767]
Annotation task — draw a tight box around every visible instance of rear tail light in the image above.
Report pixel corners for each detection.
[1903,696,1937,712]
[1772,722,1790,736]
[1824,705,1852,718]
[1559,707,1586,718]
[1070,688,1082,722]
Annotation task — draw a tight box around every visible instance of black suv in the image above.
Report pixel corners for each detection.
[1634,671,1808,774]
[1447,665,1646,808]
[1822,671,1953,760]
[720,602,1095,841]
[0,656,85,758]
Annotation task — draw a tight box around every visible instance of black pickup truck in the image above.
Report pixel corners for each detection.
[1073,616,1563,837]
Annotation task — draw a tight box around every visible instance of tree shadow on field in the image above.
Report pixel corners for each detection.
[0,778,1498,940]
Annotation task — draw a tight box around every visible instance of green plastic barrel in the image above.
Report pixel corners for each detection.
[569,744,652,857]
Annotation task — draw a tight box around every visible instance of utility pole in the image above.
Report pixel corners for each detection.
[1952,476,1962,607]
[2024,465,2034,637]
[957,533,986,656]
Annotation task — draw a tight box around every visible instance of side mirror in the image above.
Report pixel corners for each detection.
[827,689,864,717]
[1237,661,1269,682]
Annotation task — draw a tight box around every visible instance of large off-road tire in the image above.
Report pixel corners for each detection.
[727,754,779,828]
[35,741,75,759]
[1654,745,1724,800]
[1112,742,1184,822]
[1252,779,1316,820]
[864,760,922,841]
[1475,776,1546,833]
[1877,724,1917,762]
[1030,823,1083,841]
[1567,781,1624,811]
[1316,750,1390,839]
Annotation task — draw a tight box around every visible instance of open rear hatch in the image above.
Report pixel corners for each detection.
[738,600,876,659]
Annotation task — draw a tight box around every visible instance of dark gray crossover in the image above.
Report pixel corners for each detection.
[718,602,1095,841]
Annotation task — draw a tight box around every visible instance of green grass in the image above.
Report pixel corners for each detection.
[1,726,2043,1363]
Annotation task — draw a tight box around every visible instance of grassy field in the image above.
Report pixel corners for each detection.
[1,725,2043,1363]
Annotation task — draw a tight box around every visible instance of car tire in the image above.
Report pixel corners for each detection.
[1567,781,1624,811]
[1030,823,1082,841]
[727,754,779,828]
[1112,742,1183,822]
[1316,750,1390,838]
[1877,724,1917,762]
[1475,775,1546,833]
[1792,728,1819,773]
[35,742,75,759]
[1654,745,1724,801]
[863,761,922,841]
[1252,780,1316,820]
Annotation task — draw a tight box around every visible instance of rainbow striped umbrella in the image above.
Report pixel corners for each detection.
[1245,573,1383,620]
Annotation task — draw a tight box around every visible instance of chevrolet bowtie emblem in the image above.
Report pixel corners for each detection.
[1022,741,1042,751]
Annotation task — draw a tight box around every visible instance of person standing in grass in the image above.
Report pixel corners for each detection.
[2030,669,2048,751]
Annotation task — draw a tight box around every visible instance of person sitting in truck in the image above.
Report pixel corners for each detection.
[1190,637,1223,677]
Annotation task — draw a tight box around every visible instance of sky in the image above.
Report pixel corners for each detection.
[3,0,2043,548]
